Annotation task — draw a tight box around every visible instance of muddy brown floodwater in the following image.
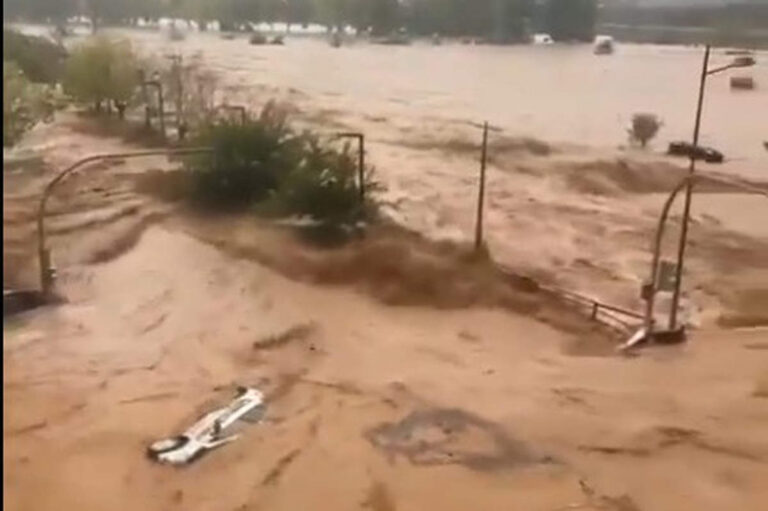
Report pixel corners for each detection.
[4,27,768,511]
[18,28,755,318]
[115,31,768,176]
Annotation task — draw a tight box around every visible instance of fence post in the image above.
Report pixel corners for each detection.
[334,132,366,205]
[474,121,489,252]
[171,55,183,139]
[157,81,166,140]
[358,134,365,203]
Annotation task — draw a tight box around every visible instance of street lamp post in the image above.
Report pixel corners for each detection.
[667,46,755,331]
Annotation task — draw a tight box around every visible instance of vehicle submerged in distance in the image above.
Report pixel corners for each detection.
[594,36,615,55]
[668,141,724,164]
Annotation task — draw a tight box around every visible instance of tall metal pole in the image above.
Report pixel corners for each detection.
[157,81,166,141]
[358,135,365,203]
[475,121,489,251]
[143,80,166,140]
[171,55,183,138]
[645,173,768,338]
[669,44,710,331]
[335,132,366,204]
[644,176,692,335]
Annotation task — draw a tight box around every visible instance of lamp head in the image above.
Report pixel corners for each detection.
[732,56,756,68]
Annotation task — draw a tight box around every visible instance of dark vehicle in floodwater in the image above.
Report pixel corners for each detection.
[668,141,724,164]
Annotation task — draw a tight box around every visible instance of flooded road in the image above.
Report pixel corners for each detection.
[117,32,768,178]
[5,29,768,511]
[9,25,768,314]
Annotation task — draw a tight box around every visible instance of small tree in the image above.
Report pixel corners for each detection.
[628,113,662,149]
[182,100,379,227]
[278,136,370,226]
[3,29,67,84]
[185,102,300,208]
[63,36,139,117]
[3,62,57,147]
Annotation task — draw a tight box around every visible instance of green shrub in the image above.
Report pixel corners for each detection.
[3,30,67,84]
[63,36,140,113]
[3,62,58,147]
[278,135,370,225]
[183,102,378,227]
[185,102,301,208]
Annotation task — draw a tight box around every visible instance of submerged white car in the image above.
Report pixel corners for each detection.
[147,387,265,465]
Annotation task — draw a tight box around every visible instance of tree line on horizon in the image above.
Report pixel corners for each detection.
[601,1,768,31]
[4,0,599,42]
[8,0,763,42]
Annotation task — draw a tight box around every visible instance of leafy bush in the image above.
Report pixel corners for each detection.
[3,62,58,147]
[3,29,67,84]
[278,136,366,225]
[183,102,378,226]
[628,113,662,148]
[63,36,140,114]
[185,102,301,208]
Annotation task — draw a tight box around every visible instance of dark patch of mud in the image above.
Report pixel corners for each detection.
[559,158,768,196]
[397,134,553,159]
[253,322,317,350]
[579,425,765,463]
[362,481,397,511]
[365,408,552,471]
[66,116,168,148]
[261,448,302,486]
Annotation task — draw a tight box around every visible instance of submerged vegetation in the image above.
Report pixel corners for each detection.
[3,29,67,84]
[2,28,378,232]
[63,36,140,116]
[184,102,378,228]
[3,62,55,146]
[2,30,66,146]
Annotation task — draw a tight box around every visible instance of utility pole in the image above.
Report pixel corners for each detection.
[167,54,184,140]
[475,121,489,252]
[668,45,710,331]
[665,45,753,331]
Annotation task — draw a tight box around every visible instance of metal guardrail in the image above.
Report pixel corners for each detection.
[643,172,768,337]
[496,264,642,335]
[546,285,642,334]
[37,147,213,295]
